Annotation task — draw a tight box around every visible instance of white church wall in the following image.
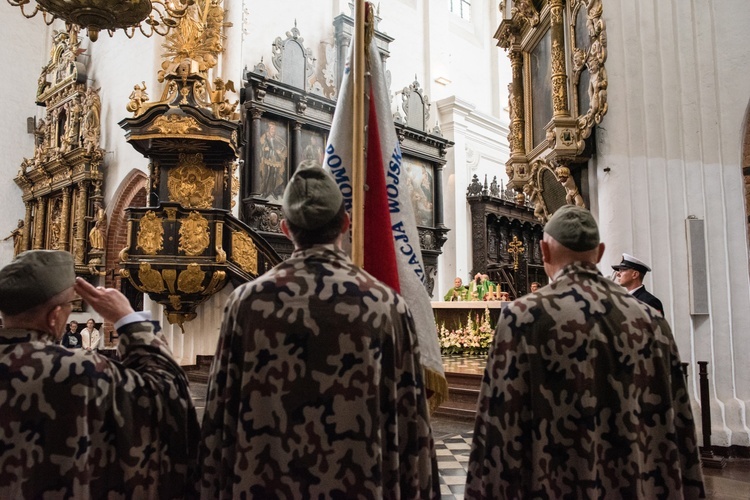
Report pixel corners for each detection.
[0,9,49,264]
[596,0,750,447]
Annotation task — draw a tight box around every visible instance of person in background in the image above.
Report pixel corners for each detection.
[466,205,703,498]
[612,253,664,316]
[468,273,494,301]
[81,318,102,350]
[529,281,541,292]
[61,319,81,349]
[444,276,468,301]
[198,167,439,498]
[0,250,199,498]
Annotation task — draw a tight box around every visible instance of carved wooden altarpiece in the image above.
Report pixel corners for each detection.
[240,19,451,296]
[467,174,545,298]
[496,0,607,223]
[14,26,107,290]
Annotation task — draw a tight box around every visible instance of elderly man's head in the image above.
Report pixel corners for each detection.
[0,250,76,338]
[541,205,604,277]
[454,277,463,288]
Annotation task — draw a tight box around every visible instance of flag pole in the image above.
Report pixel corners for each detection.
[350,0,366,267]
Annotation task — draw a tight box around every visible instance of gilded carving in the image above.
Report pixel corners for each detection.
[178,211,210,256]
[126,81,149,116]
[177,263,206,294]
[231,230,258,274]
[203,270,227,295]
[3,220,25,257]
[138,262,166,292]
[512,0,540,27]
[555,166,585,207]
[215,221,226,263]
[88,203,107,251]
[230,161,240,209]
[148,115,201,134]
[136,210,165,255]
[163,268,177,294]
[167,154,215,209]
[575,0,608,139]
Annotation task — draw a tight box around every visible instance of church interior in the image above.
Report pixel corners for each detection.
[1,0,750,495]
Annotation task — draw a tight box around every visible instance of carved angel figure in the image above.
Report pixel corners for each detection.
[82,88,101,155]
[523,181,546,222]
[126,82,149,116]
[3,220,25,256]
[555,166,585,207]
[211,78,238,119]
[88,206,107,251]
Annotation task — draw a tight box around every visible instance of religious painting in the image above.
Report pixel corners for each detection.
[297,128,326,172]
[529,28,553,148]
[257,117,289,202]
[403,157,434,227]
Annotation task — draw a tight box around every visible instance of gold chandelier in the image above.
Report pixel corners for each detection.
[6,0,195,41]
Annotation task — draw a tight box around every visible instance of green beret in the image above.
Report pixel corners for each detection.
[282,166,343,230]
[0,250,75,315]
[544,205,600,252]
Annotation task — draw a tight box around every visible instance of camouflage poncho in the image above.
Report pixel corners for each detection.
[198,244,439,498]
[0,320,199,498]
[466,262,704,499]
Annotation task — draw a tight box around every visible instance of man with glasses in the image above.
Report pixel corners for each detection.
[0,250,199,498]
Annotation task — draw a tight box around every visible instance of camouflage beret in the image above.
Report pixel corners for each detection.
[544,205,600,252]
[0,250,75,315]
[282,166,343,230]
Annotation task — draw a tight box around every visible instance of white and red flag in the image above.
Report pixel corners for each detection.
[323,4,447,409]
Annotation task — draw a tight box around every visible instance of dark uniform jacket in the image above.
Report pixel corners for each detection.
[632,285,664,316]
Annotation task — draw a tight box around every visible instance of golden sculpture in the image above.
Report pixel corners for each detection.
[148,115,202,134]
[126,81,149,116]
[82,87,102,155]
[138,262,166,293]
[3,220,25,257]
[167,155,215,209]
[178,211,210,256]
[177,263,206,294]
[231,230,258,274]
[88,205,107,251]
[555,166,585,207]
[136,211,165,255]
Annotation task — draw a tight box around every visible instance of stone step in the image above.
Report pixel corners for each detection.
[434,370,482,421]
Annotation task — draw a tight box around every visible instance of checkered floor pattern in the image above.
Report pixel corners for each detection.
[436,431,473,499]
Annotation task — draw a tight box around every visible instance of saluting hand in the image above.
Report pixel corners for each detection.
[73,277,135,325]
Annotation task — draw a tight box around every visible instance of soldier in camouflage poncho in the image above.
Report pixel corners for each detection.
[466,206,704,499]
[0,251,199,499]
[198,167,439,498]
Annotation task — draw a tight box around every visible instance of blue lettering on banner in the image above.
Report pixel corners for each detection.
[389,144,425,284]
[326,143,353,211]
